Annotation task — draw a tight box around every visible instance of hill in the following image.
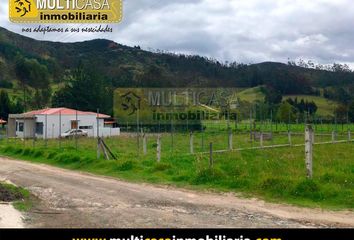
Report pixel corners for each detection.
[0,27,353,118]
[236,87,339,117]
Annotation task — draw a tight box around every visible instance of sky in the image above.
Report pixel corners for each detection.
[1,0,354,66]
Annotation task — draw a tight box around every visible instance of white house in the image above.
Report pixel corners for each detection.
[7,108,120,139]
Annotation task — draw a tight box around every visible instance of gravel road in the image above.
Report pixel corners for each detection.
[0,157,353,228]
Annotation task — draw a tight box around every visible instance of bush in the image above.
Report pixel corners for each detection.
[46,151,57,160]
[192,168,223,185]
[14,148,23,155]
[0,80,13,89]
[22,148,33,156]
[116,161,134,171]
[3,146,14,153]
[292,179,324,200]
[79,157,95,165]
[260,177,294,197]
[154,163,171,172]
[31,150,44,158]
[171,175,190,182]
[227,178,251,189]
[54,153,80,164]
[261,177,292,191]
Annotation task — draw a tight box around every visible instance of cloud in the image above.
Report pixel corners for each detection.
[1,0,354,66]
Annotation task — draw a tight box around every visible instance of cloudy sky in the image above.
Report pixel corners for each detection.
[1,0,354,66]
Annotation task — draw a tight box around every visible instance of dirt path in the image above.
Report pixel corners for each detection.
[0,157,353,228]
[0,204,24,228]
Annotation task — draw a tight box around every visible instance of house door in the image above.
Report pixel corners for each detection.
[71,120,78,129]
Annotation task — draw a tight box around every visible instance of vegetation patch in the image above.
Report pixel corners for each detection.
[0,134,353,210]
[0,182,32,211]
[116,160,134,171]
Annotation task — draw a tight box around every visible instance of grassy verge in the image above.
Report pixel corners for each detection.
[0,182,32,211]
[0,136,353,210]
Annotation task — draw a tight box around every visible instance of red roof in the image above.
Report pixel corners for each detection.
[24,108,110,118]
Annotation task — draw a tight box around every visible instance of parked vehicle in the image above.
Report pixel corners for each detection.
[61,129,88,138]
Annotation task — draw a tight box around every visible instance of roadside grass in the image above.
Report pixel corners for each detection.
[0,182,32,211]
[0,133,353,210]
[202,121,353,133]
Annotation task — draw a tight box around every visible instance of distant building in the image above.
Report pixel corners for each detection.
[7,108,120,139]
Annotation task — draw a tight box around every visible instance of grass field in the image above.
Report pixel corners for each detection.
[236,87,339,117]
[285,95,338,117]
[237,86,265,102]
[0,126,353,210]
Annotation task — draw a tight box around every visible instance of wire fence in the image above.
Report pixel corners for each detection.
[0,119,353,158]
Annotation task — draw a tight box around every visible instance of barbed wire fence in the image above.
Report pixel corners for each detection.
[0,105,353,179]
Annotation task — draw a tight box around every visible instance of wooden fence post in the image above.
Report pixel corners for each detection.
[209,142,213,168]
[305,125,313,179]
[228,129,233,150]
[288,131,292,146]
[332,131,336,143]
[260,132,264,148]
[143,133,147,155]
[190,131,194,154]
[157,134,161,162]
[348,130,351,142]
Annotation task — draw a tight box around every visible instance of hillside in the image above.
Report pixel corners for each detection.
[236,87,338,117]
[0,27,353,118]
[1,27,354,88]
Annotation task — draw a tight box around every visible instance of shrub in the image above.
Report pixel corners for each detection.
[171,175,190,182]
[260,177,293,197]
[79,157,95,165]
[116,161,134,171]
[46,151,58,160]
[14,148,23,155]
[31,150,44,158]
[192,168,223,185]
[292,179,324,200]
[22,148,33,156]
[154,163,171,172]
[54,153,80,164]
[228,178,251,189]
[3,146,14,153]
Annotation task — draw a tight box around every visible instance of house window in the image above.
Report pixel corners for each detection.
[18,122,24,132]
[36,122,44,135]
[79,126,93,130]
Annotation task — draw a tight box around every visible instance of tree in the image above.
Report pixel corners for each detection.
[15,56,51,109]
[52,66,113,114]
[306,101,318,115]
[264,86,282,105]
[349,102,354,122]
[335,105,349,123]
[276,102,297,123]
[0,90,11,120]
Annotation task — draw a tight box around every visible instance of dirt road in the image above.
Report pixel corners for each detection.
[0,157,353,228]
